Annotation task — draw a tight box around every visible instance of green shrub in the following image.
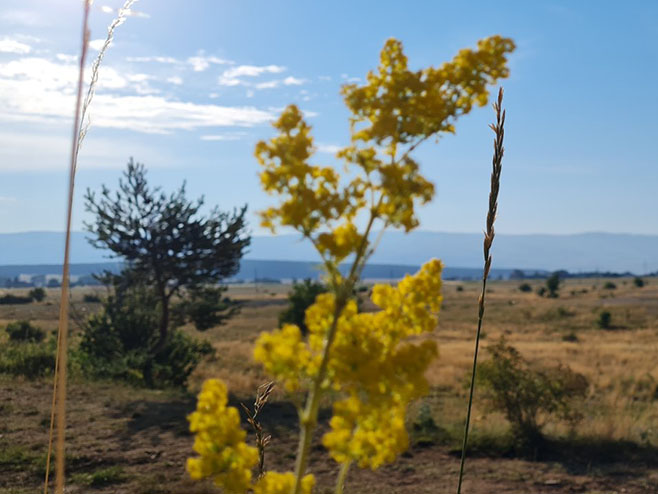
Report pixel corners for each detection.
[518,283,532,293]
[456,285,464,292]
[28,288,46,302]
[83,293,102,303]
[536,286,547,297]
[634,277,645,288]
[173,286,239,331]
[0,343,55,378]
[79,282,214,388]
[597,310,612,329]
[546,272,561,298]
[279,279,328,335]
[5,321,45,343]
[603,281,616,290]
[0,293,33,305]
[476,337,588,449]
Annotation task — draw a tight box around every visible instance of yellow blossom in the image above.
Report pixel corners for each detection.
[186,379,258,494]
[254,472,315,494]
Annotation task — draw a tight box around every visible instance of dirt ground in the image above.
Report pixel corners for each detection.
[1,278,658,493]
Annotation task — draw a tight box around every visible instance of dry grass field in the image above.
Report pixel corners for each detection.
[1,277,658,493]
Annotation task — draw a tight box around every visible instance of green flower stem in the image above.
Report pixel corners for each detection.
[335,461,351,494]
[292,295,348,494]
[292,211,378,494]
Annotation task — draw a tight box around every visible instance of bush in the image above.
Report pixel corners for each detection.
[0,343,55,378]
[79,282,215,388]
[546,272,561,298]
[597,310,612,329]
[5,321,45,343]
[634,277,645,288]
[279,279,329,335]
[28,288,46,302]
[0,293,33,305]
[83,293,102,303]
[456,285,464,292]
[518,283,532,293]
[603,281,616,290]
[536,286,547,297]
[477,337,588,449]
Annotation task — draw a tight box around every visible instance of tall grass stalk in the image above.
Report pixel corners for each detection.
[44,2,139,493]
[456,87,506,494]
[45,3,91,493]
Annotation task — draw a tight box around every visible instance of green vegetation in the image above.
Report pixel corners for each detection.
[518,283,532,293]
[79,278,214,388]
[597,310,612,329]
[545,272,561,298]
[5,320,45,343]
[28,287,46,302]
[477,337,588,450]
[0,342,55,378]
[82,161,248,387]
[278,278,328,335]
[634,276,645,288]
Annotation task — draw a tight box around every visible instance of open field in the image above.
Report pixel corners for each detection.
[1,277,658,493]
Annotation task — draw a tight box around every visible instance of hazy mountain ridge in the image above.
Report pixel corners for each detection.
[0,231,656,273]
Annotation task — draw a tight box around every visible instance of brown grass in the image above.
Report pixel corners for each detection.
[1,277,658,492]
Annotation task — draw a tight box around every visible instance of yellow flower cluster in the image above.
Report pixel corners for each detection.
[255,259,443,468]
[187,380,316,494]
[188,36,514,491]
[187,379,259,493]
[253,472,315,494]
[255,36,515,250]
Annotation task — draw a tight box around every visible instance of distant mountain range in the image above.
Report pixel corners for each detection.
[0,230,656,274]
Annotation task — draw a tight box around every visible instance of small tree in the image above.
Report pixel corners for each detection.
[84,160,250,384]
[28,287,46,302]
[633,277,645,288]
[545,272,561,298]
[85,160,249,349]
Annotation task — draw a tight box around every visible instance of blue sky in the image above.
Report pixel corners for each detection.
[0,0,656,236]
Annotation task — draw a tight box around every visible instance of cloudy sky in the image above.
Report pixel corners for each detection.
[0,0,657,236]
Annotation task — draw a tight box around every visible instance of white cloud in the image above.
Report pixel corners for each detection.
[0,131,172,171]
[246,90,254,98]
[223,64,285,78]
[188,55,231,72]
[0,56,275,134]
[218,64,286,86]
[0,37,31,54]
[89,39,107,51]
[283,76,306,86]
[100,5,150,18]
[126,55,179,64]
[317,144,341,154]
[0,195,16,202]
[200,132,246,141]
[166,76,183,85]
[56,53,77,63]
[254,80,280,90]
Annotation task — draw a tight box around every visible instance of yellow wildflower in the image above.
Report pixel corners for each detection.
[186,379,258,493]
[254,472,315,494]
